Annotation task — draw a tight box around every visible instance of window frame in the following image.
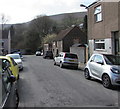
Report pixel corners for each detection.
[94,5,102,22]
[94,39,105,50]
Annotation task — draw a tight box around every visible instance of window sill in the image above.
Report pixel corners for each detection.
[95,49,106,51]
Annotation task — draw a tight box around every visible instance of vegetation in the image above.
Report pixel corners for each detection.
[62,14,83,29]
[10,13,86,54]
[43,34,57,44]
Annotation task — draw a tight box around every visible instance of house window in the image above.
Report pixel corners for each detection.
[94,5,102,22]
[94,39,105,50]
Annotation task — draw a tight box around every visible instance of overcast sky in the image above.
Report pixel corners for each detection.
[0,0,95,24]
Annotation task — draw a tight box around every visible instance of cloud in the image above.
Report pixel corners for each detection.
[0,0,95,24]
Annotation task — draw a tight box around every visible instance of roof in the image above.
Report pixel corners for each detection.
[87,0,100,8]
[53,26,81,41]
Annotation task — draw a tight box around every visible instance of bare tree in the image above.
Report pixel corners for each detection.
[0,14,8,37]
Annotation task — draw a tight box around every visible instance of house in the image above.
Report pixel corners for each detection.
[0,29,11,55]
[43,43,52,51]
[52,26,87,57]
[87,0,120,56]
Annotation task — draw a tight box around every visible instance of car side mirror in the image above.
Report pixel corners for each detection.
[9,75,16,83]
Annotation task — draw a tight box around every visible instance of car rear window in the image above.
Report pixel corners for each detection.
[65,53,78,59]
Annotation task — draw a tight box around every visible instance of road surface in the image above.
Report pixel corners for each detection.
[18,55,119,108]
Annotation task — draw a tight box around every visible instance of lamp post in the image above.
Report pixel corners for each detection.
[80,4,89,61]
[80,4,88,8]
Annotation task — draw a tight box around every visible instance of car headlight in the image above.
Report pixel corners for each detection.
[111,68,119,74]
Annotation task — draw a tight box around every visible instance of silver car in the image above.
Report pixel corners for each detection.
[84,54,120,88]
[54,52,78,69]
[6,54,23,70]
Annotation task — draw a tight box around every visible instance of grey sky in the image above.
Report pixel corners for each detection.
[0,0,95,24]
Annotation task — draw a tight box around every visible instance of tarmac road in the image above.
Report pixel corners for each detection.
[18,55,119,108]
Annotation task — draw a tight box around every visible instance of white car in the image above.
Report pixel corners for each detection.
[35,51,41,56]
[6,54,23,70]
[84,53,120,88]
[54,52,78,69]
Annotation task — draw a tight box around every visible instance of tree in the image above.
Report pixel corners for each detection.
[31,15,56,37]
[22,15,57,52]
[62,14,76,28]
[61,14,83,29]
[43,33,57,44]
[0,14,9,38]
[24,26,41,53]
[1,14,8,28]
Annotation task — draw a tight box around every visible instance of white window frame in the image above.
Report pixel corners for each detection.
[94,39,105,50]
[94,5,102,22]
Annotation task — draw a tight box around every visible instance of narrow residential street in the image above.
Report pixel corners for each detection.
[18,55,119,108]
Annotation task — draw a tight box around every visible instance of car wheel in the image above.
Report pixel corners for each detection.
[102,74,112,88]
[84,69,91,79]
[74,66,78,70]
[54,61,56,65]
[60,62,63,68]
[20,67,23,71]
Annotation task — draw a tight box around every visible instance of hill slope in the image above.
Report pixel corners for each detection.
[49,12,87,23]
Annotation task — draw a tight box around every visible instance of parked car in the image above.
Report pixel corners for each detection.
[36,51,41,56]
[0,56,19,80]
[0,60,19,108]
[13,51,23,59]
[6,54,23,70]
[54,52,78,69]
[84,53,120,88]
[43,51,53,59]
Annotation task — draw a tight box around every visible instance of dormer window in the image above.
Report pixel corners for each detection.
[94,5,102,22]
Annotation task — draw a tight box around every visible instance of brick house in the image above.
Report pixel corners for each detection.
[87,0,120,56]
[52,26,87,56]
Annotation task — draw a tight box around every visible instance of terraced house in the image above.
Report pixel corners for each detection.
[87,0,120,56]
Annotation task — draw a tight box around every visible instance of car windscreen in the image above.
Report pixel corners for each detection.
[65,54,78,59]
[104,55,120,65]
[9,55,20,59]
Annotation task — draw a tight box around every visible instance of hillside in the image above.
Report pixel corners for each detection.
[49,12,87,23]
[2,12,87,50]
[1,11,87,29]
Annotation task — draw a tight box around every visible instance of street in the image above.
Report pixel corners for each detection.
[18,55,119,108]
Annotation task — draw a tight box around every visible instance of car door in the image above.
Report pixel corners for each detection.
[90,55,104,79]
[2,68,17,108]
[55,53,62,64]
[9,57,19,79]
[88,55,96,75]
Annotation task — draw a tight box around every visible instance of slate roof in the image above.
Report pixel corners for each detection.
[53,26,80,41]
